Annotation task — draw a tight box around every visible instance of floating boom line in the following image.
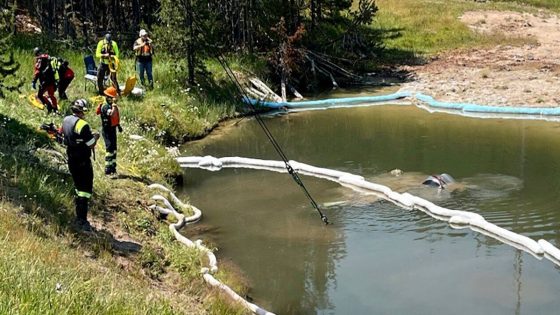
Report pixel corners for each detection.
[178,156,560,268]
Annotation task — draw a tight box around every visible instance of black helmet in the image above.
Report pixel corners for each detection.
[33,47,41,56]
[105,33,112,42]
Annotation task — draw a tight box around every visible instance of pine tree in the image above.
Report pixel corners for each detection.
[156,0,211,85]
[0,8,22,98]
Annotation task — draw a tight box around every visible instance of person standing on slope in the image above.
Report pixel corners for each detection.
[95,33,120,95]
[97,86,122,176]
[133,29,154,89]
[61,99,100,231]
[31,47,58,114]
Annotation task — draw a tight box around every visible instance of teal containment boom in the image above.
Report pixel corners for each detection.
[243,91,412,109]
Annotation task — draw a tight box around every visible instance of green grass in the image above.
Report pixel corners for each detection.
[0,207,186,315]
[500,0,560,11]
[0,106,248,313]
[0,35,259,315]
[371,0,542,63]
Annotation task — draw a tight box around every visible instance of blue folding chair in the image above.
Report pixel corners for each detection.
[83,55,108,91]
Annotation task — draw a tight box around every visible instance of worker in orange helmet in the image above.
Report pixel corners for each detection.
[96,86,122,175]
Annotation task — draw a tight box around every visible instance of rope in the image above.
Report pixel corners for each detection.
[108,55,119,73]
[214,52,329,225]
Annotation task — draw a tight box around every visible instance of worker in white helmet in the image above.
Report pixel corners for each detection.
[133,29,154,89]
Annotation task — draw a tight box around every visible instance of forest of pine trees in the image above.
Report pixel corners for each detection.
[3,0,379,90]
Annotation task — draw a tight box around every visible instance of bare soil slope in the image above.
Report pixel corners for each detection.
[402,10,560,107]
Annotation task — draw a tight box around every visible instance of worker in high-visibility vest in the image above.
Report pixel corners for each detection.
[97,86,122,176]
[61,100,100,231]
[95,33,120,96]
[133,29,154,89]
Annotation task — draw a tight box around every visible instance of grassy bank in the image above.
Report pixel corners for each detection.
[372,0,543,63]
[501,0,560,11]
[0,99,248,315]
[10,34,266,144]
[0,207,187,314]
[0,36,256,314]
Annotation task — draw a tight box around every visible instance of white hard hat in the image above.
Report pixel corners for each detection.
[74,98,88,107]
[71,99,88,112]
[139,29,148,37]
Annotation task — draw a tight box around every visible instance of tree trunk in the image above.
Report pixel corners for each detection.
[186,0,195,85]
[12,0,17,35]
[63,0,68,38]
[47,0,54,34]
[132,0,140,30]
[247,0,254,53]
[311,0,316,29]
[53,0,58,35]
[289,0,295,31]
[281,73,287,102]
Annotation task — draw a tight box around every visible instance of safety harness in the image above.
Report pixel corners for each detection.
[136,39,153,57]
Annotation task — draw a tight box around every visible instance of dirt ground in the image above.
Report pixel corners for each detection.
[401,10,560,107]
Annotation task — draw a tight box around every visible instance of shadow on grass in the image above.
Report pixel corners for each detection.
[0,113,142,257]
[74,228,142,258]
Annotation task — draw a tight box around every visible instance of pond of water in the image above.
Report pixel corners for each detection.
[180,98,560,314]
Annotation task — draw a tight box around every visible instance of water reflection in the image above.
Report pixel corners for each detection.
[181,104,560,314]
[183,169,347,312]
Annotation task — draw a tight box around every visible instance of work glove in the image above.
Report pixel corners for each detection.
[31,81,36,90]
[117,125,123,133]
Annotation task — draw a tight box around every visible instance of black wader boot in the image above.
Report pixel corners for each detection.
[102,126,118,175]
[74,196,92,231]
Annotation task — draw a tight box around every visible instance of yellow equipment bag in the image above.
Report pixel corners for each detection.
[122,76,137,96]
[27,93,45,110]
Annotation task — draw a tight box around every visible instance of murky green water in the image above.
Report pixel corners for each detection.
[180,102,560,314]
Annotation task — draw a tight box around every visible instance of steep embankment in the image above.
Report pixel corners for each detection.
[0,43,253,314]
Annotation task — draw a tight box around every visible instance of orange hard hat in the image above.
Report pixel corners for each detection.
[104,86,118,98]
